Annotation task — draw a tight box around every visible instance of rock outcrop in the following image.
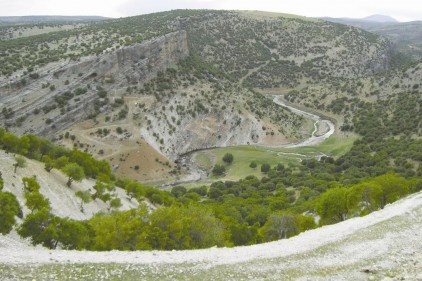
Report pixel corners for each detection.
[141,110,266,160]
[0,31,189,137]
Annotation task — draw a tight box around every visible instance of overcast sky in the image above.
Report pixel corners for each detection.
[1,0,421,22]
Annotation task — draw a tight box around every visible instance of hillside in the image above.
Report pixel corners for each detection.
[0,10,396,181]
[0,8,422,280]
[283,59,422,132]
[184,10,391,87]
[1,190,421,280]
[0,16,109,25]
[322,17,422,61]
[0,150,139,219]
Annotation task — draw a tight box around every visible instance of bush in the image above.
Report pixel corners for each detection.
[261,163,271,173]
[29,73,39,79]
[222,153,234,164]
[171,186,187,198]
[116,127,123,134]
[212,164,226,176]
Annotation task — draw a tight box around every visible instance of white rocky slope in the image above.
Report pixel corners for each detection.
[0,150,139,220]
[0,189,421,280]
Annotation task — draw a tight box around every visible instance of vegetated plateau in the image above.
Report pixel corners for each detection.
[0,10,422,280]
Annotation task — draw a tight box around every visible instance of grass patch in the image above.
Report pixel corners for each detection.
[285,133,359,156]
[193,151,214,170]
[211,146,304,181]
[193,133,357,182]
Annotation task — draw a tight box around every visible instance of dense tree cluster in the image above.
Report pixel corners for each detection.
[0,128,111,180]
[0,192,21,234]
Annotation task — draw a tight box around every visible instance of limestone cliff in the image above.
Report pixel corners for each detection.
[0,31,189,136]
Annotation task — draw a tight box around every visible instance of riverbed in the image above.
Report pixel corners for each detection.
[163,95,336,187]
[272,96,335,148]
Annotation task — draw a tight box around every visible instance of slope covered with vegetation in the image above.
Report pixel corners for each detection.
[1,113,421,250]
[183,11,391,88]
[0,10,421,259]
[322,17,422,62]
[0,10,396,180]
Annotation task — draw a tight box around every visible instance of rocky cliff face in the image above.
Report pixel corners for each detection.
[141,109,266,160]
[0,31,189,136]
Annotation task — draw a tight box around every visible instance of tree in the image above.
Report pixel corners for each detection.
[108,198,122,212]
[89,206,149,251]
[63,163,85,187]
[1,132,19,152]
[189,186,208,196]
[24,192,50,213]
[13,155,26,173]
[346,181,379,215]
[92,180,114,202]
[261,213,297,241]
[25,135,41,159]
[147,205,226,250]
[276,163,285,171]
[0,192,21,234]
[208,186,223,199]
[316,187,349,225]
[18,208,88,249]
[125,182,145,200]
[212,164,226,176]
[372,173,410,209]
[249,161,257,169]
[54,156,69,169]
[261,163,270,173]
[222,153,234,164]
[54,218,90,250]
[171,186,187,198]
[43,156,54,172]
[38,138,53,160]
[0,172,3,191]
[75,190,92,213]
[22,176,41,192]
[229,222,259,246]
[17,208,57,248]
[17,135,31,156]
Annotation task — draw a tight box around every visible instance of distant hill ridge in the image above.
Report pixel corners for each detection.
[321,14,422,60]
[320,14,398,24]
[0,15,109,25]
[361,14,398,23]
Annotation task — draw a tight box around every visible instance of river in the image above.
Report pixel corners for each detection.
[272,96,335,148]
[161,95,336,187]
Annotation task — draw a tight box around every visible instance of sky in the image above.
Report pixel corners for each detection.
[0,0,421,22]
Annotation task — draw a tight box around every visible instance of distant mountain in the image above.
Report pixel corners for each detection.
[320,15,397,26]
[361,14,398,23]
[0,15,109,25]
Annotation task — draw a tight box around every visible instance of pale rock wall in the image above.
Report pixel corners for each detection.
[0,31,189,137]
